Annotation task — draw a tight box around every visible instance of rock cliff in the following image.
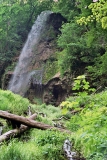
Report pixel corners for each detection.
[2,13,70,106]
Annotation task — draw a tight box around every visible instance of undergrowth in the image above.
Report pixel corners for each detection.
[0,89,29,115]
[0,130,66,160]
[1,89,107,159]
[61,90,107,160]
[0,90,66,160]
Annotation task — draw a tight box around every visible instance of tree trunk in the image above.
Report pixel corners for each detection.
[0,113,37,143]
[0,110,71,133]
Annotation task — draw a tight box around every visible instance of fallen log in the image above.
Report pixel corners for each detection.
[0,113,37,143]
[0,110,71,133]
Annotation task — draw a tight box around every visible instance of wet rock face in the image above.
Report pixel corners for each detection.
[43,81,67,106]
[31,12,67,70]
[3,12,68,105]
[43,73,73,106]
[48,13,67,34]
[24,13,67,104]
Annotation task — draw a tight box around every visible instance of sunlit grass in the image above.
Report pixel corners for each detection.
[2,89,107,159]
[0,89,29,115]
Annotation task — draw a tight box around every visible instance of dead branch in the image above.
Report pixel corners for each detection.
[70,109,82,114]
[91,85,102,95]
[0,110,71,133]
[52,116,69,121]
[0,113,37,143]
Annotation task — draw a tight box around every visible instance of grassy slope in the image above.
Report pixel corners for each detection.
[64,91,107,160]
[0,89,107,159]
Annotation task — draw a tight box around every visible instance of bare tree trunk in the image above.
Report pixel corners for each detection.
[0,113,37,143]
[0,110,71,133]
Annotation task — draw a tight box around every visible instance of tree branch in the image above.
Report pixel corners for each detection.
[0,110,71,133]
[0,113,37,143]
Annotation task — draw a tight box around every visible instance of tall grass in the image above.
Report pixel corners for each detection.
[0,89,67,160]
[0,130,67,160]
[63,91,107,160]
[0,90,30,114]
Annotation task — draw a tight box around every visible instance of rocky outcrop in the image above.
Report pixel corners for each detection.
[28,12,66,71]
[26,71,73,106]
[2,12,68,106]
[43,72,73,106]
[26,13,67,105]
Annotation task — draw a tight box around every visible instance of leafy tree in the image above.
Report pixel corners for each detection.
[57,21,101,75]
[78,0,107,29]
[52,0,78,20]
[76,0,107,86]
[54,0,107,88]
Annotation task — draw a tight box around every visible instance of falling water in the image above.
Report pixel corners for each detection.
[8,11,52,96]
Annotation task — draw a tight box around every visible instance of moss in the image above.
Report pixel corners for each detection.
[1,62,17,89]
[43,59,59,84]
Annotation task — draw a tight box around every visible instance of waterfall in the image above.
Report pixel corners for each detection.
[8,11,52,96]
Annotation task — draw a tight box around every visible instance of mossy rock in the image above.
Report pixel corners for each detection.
[43,59,59,84]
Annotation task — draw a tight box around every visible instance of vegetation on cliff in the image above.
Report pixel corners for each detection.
[0,0,53,86]
[54,0,107,88]
[1,0,107,88]
[1,0,107,160]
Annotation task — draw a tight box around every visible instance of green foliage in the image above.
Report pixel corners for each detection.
[53,0,102,77]
[2,87,107,159]
[60,75,95,114]
[73,75,89,91]
[0,89,67,160]
[30,129,66,160]
[0,0,54,55]
[2,1,107,159]
[60,100,79,115]
[0,0,54,87]
[61,90,107,159]
[0,139,43,160]
[32,103,62,125]
[72,75,95,94]
[88,1,107,29]
[56,19,102,76]
[73,106,107,159]
[77,1,107,29]
[53,0,107,87]
[57,22,87,74]
[43,59,59,84]
[76,1,107,84]
[101,51,107,74]
[52,0,78,20]
[0,0,54,53]
[0,89,29,114]
[0,130,66,160]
